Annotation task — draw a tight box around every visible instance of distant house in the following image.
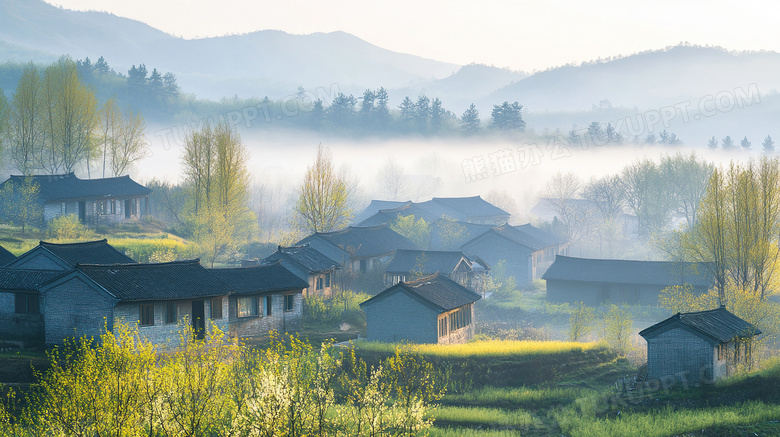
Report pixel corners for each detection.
[5,239,135,270]
[0,173,151,225]
[360,274,481,344]
[212,262,309,338]
[296,225,416,273]
[640,307,761,384]
[0,246,16,267]
[263,245,340,297]
[355,196,510,227]
[0,269,62,346]
[351,200,408,225]
[461,223,568,286]
[543,256,714,306]
[385,249,477,287]
[39,259,233,345]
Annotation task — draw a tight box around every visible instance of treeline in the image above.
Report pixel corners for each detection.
[541,153,714,256]
[0,57,147,177]
[0,324,445,436]
[706,134,775,153]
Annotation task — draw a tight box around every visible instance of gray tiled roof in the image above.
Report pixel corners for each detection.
[2,173,151,201]
[298,225,416,258]
[0,269,63,291]
[361,274,481,312]
[352,200,408,224]
[640,307,761,342]
[0,245,16,267]
[386,250,471,275]
[211,261,309,295]
[431,196,510,218]
[38,239,136,266]
[76,259,233,301]
[542,255,714,287]
[461,223,564,251]
[263,245,340,273]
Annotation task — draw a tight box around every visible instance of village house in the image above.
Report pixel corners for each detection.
[360,274,481,344]
[460,223,568,286]
[263,245,340,297]
[212,261,309,338]
[543,256,714,306]
[640,307,761,384]
[0,268,63,346]
[385,249,478,287]
[355,196,510,227]
[38,259,233,345]
[5,239,136,270]
[296,225,416,274]
[0,173,151,225]
[0,246,16,267]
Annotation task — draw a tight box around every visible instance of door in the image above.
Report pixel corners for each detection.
[125,199,131,218]
[78,201,86,223]
[192,300,205,339]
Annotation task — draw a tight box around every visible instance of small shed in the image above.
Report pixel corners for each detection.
[639,307,761,384]
[360,274,481,344]
[263,245,340,297]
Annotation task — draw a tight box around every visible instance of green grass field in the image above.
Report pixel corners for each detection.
[353,341,780,436]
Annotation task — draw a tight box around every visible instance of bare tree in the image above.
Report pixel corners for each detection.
[660,152,714,229]
[582,175,624,221]
[376,157,409,200]
[110,106,148,176]
[295,144,352,233]
[7,63,43,175]
[542,172,590,243]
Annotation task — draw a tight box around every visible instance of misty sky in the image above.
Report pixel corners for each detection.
[45,0,780,73]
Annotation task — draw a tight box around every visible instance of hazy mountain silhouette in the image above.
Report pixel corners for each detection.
[0,0,459,99]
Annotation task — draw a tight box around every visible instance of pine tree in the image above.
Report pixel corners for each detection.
[707,136,718,150]
[722,136,735,150]
[763,135,775,154]
[460,103,480,135]
[740,136,752,150]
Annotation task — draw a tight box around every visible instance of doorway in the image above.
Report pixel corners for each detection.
[192,300,205,339]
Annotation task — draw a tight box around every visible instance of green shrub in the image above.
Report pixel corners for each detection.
[46,215,94,240]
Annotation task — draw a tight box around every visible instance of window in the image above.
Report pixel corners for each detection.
[14,293,39,314]
[97,201,106,215]
[140,304,154,326]
[325,273,331,287]
[211,297,223,319]
[438,316,448,337]
[238,296,259,317]
[316,277,324,290]
[359,259,367,274]
[284,294,294,311]
[265,295,272,316]
[110,200,116,214]
[163,302,177,324]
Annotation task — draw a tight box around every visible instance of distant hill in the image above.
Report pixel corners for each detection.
[0,0,459,99]
[486,45,780,112]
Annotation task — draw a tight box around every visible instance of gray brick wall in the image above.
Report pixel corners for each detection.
[228,293,303,338]
[43,277,117,345]
[646,327,715,384]
[462,233,533,286]
[8,252,66,270]
[114,297,230,347]
[363,290,440,343]
[0,291,44,343]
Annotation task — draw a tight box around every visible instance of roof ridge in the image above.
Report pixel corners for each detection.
[211,260,283,271]
[77,258,201,268]
[40,238,109,247]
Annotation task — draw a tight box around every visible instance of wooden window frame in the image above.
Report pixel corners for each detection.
[284,294,294,312]
[140,303,155,326]
[316,277,324,290]
[164,302,177,324]
[265,295,272,316]
[14,293,39,314]
[211,297,223,319]
[237,296,259,318]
